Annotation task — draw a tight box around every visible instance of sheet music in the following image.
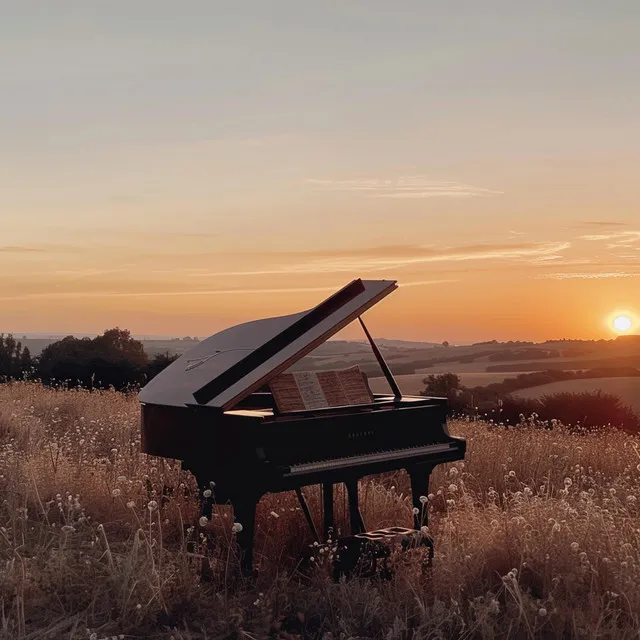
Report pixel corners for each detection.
[269,366,373,413]
[293,371,327,409]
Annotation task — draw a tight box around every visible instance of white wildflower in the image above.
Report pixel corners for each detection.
[199,516,208,527]
[203,489,212,499]
[232,522,243,533]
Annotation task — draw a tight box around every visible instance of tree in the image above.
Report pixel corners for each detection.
[420,373,470,415]
[422,373,462,397]
[0,334,33,380]
[37,328,149,390]
[442,341,450,347]
[144,352,179,381]
[93,328,147,367]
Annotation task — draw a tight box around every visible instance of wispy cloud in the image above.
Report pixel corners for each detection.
[543,272,638,280]
[0,243,81,254]
[580,231,640,242]
[184,242,571,277]
[579,221,631,228]
[306,176,503,199]
[0,245,48,253]
[0,279,455,302]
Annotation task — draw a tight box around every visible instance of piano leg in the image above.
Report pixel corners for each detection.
[322,483,334,540]
[295,488,320,542]
[408,464,434,563]
[346,479,366,535]
[408,464,432,529]
[233,497,258,577]
[187,465,214,519]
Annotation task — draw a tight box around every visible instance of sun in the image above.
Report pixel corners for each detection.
[613,315,633,332]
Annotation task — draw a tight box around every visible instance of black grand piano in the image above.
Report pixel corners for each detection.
[139,279,466,575]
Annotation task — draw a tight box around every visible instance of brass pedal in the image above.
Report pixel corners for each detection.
[333,526,433,580]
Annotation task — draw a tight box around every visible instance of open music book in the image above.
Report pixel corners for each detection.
[269,365,373,412]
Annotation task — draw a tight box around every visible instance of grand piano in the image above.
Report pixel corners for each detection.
[139,279,466,575]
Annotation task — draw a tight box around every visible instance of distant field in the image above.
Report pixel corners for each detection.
[513,377,640,413]
[368,371,524,395]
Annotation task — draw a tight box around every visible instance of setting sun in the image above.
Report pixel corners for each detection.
[613,315,633,332]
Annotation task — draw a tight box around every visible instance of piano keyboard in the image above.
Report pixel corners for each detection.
[286,442,456,476]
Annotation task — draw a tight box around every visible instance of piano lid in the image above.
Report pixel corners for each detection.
[138,278,397,411]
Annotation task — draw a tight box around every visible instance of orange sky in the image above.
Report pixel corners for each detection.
[2,4,639,343]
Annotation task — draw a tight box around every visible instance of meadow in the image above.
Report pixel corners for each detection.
[2,382,640,639]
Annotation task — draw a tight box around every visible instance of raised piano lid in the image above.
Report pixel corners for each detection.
[138,278,397,411]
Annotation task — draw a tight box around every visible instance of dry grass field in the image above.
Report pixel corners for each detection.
[513,377,640,414]
[2,382,640,638]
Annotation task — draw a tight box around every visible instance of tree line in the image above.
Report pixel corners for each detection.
[421,372,640,433]
[0,328,178,390]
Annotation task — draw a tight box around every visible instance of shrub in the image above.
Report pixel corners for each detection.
[498,390,640,433]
